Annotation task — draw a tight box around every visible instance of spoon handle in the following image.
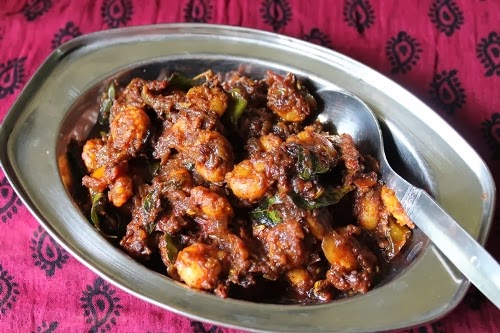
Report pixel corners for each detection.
[399,185,500,308]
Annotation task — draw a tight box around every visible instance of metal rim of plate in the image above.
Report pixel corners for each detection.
[0,24,495,333]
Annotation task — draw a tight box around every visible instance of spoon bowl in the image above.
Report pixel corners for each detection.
[316,88,500,308]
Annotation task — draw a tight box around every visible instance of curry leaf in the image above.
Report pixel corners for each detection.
[143,191,156,212]
[267,210,282,224]
[98,83,115,126]
[167,73,197,90]
[145,220,157,235]
[164,233,179,262]
[290,185,354,210]
[147,160,161,177]
[228,88,248,125]
[90,190,105,229]
[250,195,282,227]
[296,146,332,181]
[297,147,313,180]
[89,190,119,239]
[312,153,331,174]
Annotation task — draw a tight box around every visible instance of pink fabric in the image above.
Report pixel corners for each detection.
[0,0,499,332]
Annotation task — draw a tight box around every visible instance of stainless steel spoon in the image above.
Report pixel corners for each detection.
[316,89,500,308]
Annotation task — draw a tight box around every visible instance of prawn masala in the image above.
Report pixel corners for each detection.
[72,69,414,304]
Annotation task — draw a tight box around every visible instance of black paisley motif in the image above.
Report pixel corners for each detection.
[191,321,224,333]
[183,0,213,23]
[146,317,184,333]
[51,22,82,49]
[429,0,464,37]
[81,277,122,333]
[32,321,59,333]
[494,216,500,234]
[476,32,500,77]
[386,31,423,74]
[0,57,27,100]
[30,226,69,277]
[22,0,53,21]
[480,113,500,161]
[429,69,466,115]
[303,28,332,48]
[0,264,20,315]
[260,0,292,32]
[343,0,375,34]
[101,0,133,29]
[463,286,486,310]
[0,177,22,223]
[403,320,445,333]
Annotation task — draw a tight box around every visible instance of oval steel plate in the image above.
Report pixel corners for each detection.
[0,24,495,333]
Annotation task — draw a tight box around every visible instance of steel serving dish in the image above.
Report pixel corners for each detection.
[0,24,495,333]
